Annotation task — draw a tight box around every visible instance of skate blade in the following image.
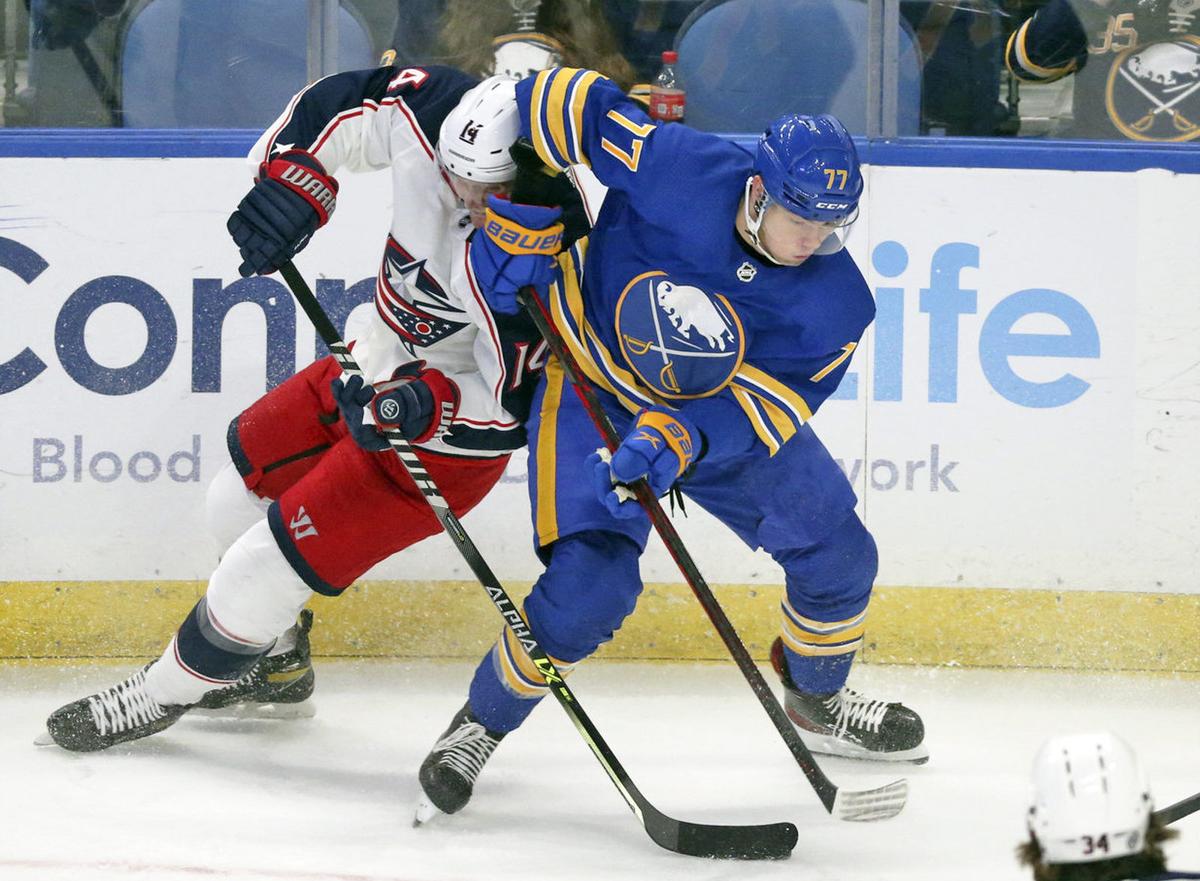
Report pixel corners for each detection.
[33,729,56,747]
[833,778,909,822]
[800,730,930,765]
[412,794,443,828]
[191,700,316,721]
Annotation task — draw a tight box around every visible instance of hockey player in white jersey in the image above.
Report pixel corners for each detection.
[1019,732,1200,881]
[42,68,553,751]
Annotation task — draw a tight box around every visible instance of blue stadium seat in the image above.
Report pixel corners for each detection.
[120,0,375,128]
[673,0,922,135]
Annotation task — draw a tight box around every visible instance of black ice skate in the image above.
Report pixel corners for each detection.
[194,609,316,719]
[414,702,507,825]
[770,637,928,764]
[43,664,191,752]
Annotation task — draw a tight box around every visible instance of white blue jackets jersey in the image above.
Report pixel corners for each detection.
[518,69,874,462]
[248,65,546,457]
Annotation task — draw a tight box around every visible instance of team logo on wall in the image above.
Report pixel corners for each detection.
[1106,35,1200,141]
[614,270,746,399]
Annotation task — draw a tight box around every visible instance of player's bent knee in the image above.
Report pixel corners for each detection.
[205,461,270,556]
[205,519,314,645]
[526,531,643,662]
[781,512,878,610]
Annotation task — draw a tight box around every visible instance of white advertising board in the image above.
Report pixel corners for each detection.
[1,158,1197,593]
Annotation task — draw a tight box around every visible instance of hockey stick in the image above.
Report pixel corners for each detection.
[70,41,121,127]
[277,259,797,860]
[1154,791,1200,826]
[517,285,908,823]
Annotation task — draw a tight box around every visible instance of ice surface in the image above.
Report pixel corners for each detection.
[2,660,1197,881]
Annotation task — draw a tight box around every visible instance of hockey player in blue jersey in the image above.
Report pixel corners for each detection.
[414,67,927,821]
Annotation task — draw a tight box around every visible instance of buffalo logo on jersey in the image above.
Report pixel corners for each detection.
[1106,36,1200,141]
[615,271,746,399]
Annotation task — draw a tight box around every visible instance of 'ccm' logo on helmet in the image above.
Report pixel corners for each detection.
[815,201,849,210]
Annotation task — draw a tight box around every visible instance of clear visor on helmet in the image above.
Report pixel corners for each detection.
[801,206,859,256]
[743,175,860,264]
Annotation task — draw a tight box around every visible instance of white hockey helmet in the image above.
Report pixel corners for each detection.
[437,76,520,183]
[1027,731,1154,865]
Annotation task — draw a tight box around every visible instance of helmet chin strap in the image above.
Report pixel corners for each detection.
[740,176,789,266]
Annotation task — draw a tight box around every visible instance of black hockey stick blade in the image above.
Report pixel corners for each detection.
[644,808,798,860]
[1154,791,1200,826]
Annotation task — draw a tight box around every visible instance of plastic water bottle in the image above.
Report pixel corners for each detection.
[649,50,685,123]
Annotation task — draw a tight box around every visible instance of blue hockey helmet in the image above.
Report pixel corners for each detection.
[755,114,863,225]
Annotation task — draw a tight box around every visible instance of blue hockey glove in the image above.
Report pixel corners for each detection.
[469,194,564,315]
[331,365,459,452]
[227,149,338,278]
[589,407,702,519]
[331,374,386,452]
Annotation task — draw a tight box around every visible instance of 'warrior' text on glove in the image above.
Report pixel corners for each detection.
[227,149,338,278]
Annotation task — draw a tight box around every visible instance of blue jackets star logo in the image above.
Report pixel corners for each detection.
[378,237,468,354]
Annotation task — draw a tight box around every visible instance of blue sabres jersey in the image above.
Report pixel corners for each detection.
[517,69,875,459]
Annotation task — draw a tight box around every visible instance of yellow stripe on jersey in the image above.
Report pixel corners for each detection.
[748,388,798,448]
[782,600,867,635]
[535,358,567,547]
[544,67,577,169]
[550,245,657,415]
[780,606,866,656]
[567,70,605,164]
[1007,23,1077,82]
[781,632,863,656]
[529,70,567,171]
[736,363,814,424]
[730,384,782,455]
[780,601,866,656]
[729,363,814,454]
[810,342,857,383]
[528,68,608,171]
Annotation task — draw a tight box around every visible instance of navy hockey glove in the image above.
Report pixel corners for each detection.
[331,364,459,452]
[369,362,459,445]
[589,407,702,519]
[227,150,338,278]
[469,194,564,315]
